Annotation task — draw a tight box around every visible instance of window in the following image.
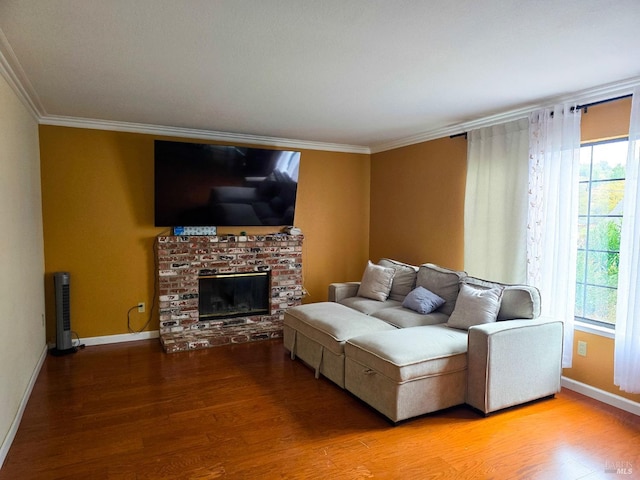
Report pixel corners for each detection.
[575,138,628,327]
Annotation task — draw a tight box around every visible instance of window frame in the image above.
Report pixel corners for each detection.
[574,137,628,332]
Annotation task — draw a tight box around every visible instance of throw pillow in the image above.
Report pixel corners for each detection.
[357,261,396,301]
[447,283,504,330]
[378,258,418,302]
[416,264,467,316]
[402,286,445,314]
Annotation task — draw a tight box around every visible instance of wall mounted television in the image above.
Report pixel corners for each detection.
[154,140,301,227]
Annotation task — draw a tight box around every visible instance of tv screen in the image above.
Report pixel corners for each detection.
[154,141,301,227]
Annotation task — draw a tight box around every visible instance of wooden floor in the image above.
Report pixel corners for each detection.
[1,339,639,480]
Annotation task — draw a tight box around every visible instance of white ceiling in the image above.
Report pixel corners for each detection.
[1,0,640,153]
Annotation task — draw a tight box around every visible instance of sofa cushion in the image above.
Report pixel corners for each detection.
[465,277,541,320]
[378,258,418,302]
[284,302,396,356]
[447,283,503,330]
[371,306,449,328]
[357,261,396,301]
[339,296,401,315]
[345,325,468,383]
[402,286,445,314]
[416,264,467,315]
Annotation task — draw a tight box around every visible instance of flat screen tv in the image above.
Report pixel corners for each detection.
[154,140,301,227]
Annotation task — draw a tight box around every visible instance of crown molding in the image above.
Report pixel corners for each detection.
[0,25,369,155]
[370,75,640,154]
[38,114,371,154]
[42,74,640,155]
[369,109,531,153]
[0,27,45,121]
[2,17,638,157]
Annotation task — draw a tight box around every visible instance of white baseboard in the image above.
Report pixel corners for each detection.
[0,344,48,469]
[79,330,159,346]
[561,376,640,416]
[47,330,160,349]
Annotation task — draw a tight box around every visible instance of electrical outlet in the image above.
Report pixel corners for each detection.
[577,340,587,356]
[138,302,146,313]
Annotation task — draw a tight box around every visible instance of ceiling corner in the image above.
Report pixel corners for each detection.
[0,26,45,121]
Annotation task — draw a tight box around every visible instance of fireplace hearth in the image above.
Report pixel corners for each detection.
[157,234,303,353]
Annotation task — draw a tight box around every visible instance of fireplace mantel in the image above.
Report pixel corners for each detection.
[157,234,303,353]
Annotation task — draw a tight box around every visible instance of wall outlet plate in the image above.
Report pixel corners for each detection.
[577,340,587,356]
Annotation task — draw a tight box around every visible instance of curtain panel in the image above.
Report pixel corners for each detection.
[527,105,581,368]
[615,87,640,393]
[464,118,529,284]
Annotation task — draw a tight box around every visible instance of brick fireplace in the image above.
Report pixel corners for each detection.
[157,234,303,353]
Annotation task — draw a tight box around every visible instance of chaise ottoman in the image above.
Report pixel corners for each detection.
[344,324,469,422]
[283,302,396,387]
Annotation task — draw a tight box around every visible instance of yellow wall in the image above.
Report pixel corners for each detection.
[39,126,370,341]
[580,96,632,142]
[563,96,640,403]
[369,136,467,269]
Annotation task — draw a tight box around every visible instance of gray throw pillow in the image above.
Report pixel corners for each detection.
[402,286,445,314]
[465,276,541,320]
[416,264,467,315]
[357,261,396,301]
[378,258,418,302]
[447,283,504,330]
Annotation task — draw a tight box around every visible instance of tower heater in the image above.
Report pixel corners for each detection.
[52,271,75,355]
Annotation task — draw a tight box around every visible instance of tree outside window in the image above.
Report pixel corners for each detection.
[576,138,628,326]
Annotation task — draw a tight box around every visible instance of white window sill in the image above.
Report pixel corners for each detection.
[574,320,615,339]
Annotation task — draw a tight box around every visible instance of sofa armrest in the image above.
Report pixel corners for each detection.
[328,282,360,303]
[466,317,563,414]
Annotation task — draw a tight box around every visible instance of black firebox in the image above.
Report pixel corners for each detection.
[198,271,270,320]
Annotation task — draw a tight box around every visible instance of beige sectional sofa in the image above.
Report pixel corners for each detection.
[283,260,563,423]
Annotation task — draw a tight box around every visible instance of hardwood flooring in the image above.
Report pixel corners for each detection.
[1,338,639,479]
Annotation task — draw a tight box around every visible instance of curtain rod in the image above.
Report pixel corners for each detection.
[574,93,632,112]
[449,93,634,138]
[449,132,467,139]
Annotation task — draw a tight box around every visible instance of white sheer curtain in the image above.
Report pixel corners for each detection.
[615,87,640,393]
[527,104,581,368]
[464,118,529,283]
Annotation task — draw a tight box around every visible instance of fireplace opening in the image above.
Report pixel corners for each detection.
[198,271,270,320]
